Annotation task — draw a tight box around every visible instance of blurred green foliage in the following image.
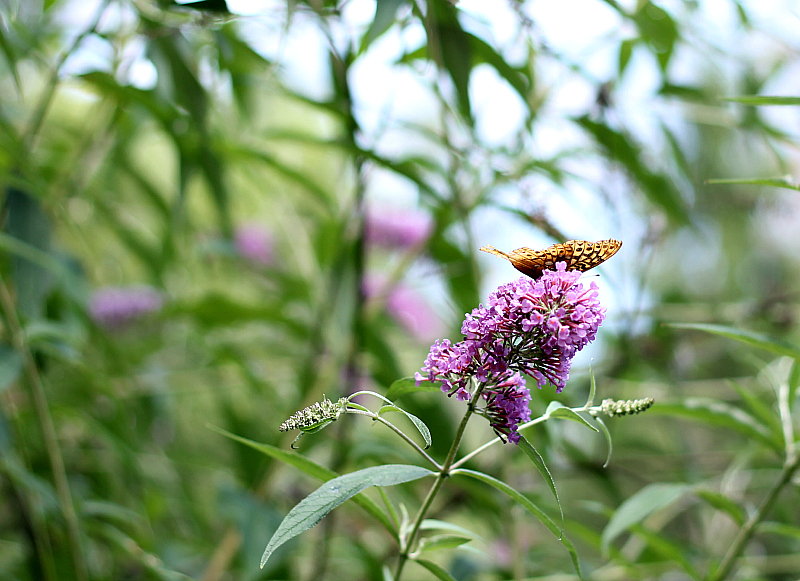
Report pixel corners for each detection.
[1,0,800,580]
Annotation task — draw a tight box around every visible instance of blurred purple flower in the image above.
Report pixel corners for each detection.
[364,277,442,343]
[90,285,163,328]
[365,208,433,250]
[416,262,606,443]
[234,223,274,266]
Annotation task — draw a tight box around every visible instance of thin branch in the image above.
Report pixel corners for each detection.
[0,273,88,581]
[393,387,483,580]
[22,0,111,153]
[707,446,800,581]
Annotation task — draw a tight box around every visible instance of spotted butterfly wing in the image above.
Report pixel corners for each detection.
[479,239,622,279]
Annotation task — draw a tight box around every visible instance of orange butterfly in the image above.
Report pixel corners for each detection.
[480,239,622,280]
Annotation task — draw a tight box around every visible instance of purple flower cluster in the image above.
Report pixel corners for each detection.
[415,263,606,443]
[234,223,275,266]
[364,276,442,342]
[90,285,163,328]
[365,208,432,250]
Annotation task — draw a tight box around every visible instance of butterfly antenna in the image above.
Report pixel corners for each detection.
[479,245,510,259]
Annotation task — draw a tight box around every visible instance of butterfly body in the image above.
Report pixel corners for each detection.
[480,239,622,279]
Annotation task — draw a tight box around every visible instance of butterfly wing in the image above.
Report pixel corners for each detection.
[480,239,622,279]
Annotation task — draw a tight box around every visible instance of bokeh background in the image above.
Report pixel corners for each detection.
[2,0,800,579]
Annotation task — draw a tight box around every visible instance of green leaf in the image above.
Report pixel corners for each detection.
[618,38,636,77]
[585,366,597,407]
[419,534,472,552]
[172,0,230,13]
[428,0,472,122]
[0,22,22,94]
[208,426,397,537]
[576,116,689,224]
[594,416,613,468]
[601,483,690,554]
[420,519,483,541]
[5,187,54,318]
[695,490,745,526]
[0,344,22,393]
[427,227,480,316]
[377,405,433,450]
[721,96,800,106]
[226,143,334,210]
[728,380,781,438]
[362,0,407,50]
[385,377,443,401]
[650,399,781,452]
[364,321,404,388]
[260,464,433,567]
[626,522,699,578]
[667,322,800,360]
[546,403,599,432]
[453,468,583,579]
[631,2,678,71]
[517,436,564,529]
[169,293,307,337]
[468,33,531,108]
[353,390,432,449]
[758,521,800,540]
[706,177,800,192]
[415,559,458,581]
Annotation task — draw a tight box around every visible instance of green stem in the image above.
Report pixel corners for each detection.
[22,0,110,153]
[0,274,88,581]
[707,445,800,581]
[393,387,484,581]
[451,403,607,470]
[348,410,441,470]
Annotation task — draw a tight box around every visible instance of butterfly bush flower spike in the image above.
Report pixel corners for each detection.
[234,223,275,266]
[598,398,655,417]
[279,396,349,433]
[365,208,433,250]
[90,285,163,328]
[417,262,606,444]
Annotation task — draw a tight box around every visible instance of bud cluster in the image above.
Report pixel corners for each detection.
[279,397,348,432]
[598,398,655,417]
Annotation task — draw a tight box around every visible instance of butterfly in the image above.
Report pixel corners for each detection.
[479,239,622,280]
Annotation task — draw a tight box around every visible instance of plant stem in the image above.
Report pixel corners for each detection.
[393,388,483,581]
[707,445,800,581]
[0,274,88,581]
[450,403,607,471]
[349,411,441,470]
[22,0,110,153]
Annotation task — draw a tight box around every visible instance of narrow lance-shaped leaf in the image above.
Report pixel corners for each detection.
[601,483,690,555]
[208,426,397,536]
[261,465,433,567]
[576,116,689,224]
[546,402,599,432]
[650,398,781,453]
[695,489,746,526]
[594,416,613,468]
[517,436,564,531]
[416,559,458,581]
[352,390,432,449]
[667,322,800,360]
[722,96,800,106]
[706,177,800,192]
[453,468,583,579]
[385,377,443,401]
[362,0,407,50]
